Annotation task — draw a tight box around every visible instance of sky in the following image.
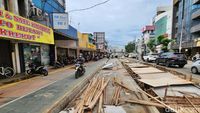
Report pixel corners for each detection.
[67,0,172,49]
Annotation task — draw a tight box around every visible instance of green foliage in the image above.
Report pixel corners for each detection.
[147,35,173,52]
[125,41,135,53]
[147,38,156,52]
[157,35,165,45]
[157,35,173,52]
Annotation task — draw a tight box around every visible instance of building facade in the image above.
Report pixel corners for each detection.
[93,32,107,54]
[142,25,155,54]
[31,0,79,63]
[172,0,200,57]
[154,6,172,39]
[78,33,96,59]
[0,0,54,73]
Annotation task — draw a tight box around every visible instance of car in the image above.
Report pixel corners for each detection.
[128,53,137,58]
[191,60,200,74]
[155,52,187,68]
[143,53,158,62]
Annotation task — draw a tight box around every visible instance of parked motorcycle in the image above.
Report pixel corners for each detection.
[54,61,65,68]
[26,63,48,76]
[75,63,85,79]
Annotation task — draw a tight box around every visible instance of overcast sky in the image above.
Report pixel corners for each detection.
[67,0,171,49]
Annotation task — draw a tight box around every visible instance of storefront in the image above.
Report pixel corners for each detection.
[0,8,54,73]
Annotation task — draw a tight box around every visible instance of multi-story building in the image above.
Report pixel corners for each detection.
[0,0,79,74]
[172,0,200,57]
[142,25,155,54]
[78,33,96,59]
[93,32,107,54]
[31,0,79,64]
[0,0,54,73]
[153,6,172,52]
[153,6,172,39]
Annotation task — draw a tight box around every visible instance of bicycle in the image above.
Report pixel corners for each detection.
[0,67,16,78]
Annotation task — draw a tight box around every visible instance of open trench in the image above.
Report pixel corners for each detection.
[121,58,200,113]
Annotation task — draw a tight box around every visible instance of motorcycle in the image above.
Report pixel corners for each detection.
[54,61,65,68]
[26,63,48,76]
[75,63,85,79]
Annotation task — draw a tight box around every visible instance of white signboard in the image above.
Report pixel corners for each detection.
[53,13,69,29]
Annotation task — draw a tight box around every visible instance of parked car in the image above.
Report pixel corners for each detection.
[143,53,158,62]
[191,60,200,74]
[128,53,137,58]
[155,52,187,68]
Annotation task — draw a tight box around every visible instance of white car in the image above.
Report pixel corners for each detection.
[191,60,200,74]
[143,53,159,62]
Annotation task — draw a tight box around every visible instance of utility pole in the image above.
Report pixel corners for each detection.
[179,0,184,53]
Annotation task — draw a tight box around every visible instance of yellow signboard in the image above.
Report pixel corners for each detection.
[0,9,54,44]
[87,43,96,50]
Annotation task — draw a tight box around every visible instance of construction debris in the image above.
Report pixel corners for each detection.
[62,59,161,113]
[102,63,114,70]
[122,58,200,113]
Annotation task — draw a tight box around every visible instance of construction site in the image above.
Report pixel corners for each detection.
[56,58,200,113]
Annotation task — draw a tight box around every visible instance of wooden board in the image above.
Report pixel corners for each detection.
[131,67,164,74]
[139,73,175,79]
[138,75,192,87]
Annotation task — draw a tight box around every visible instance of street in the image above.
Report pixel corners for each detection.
[0,59,107,113]
[1,0,200,113]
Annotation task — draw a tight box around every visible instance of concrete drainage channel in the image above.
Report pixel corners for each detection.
[46,64,104,113]
[122,58,200,113]
[133,59,200,85]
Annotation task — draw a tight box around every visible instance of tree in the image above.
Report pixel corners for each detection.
[125,41,135,53]
[147,38,156,52]
[157,35,173,52]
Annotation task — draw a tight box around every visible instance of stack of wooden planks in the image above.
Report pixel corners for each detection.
[73,77,110,113]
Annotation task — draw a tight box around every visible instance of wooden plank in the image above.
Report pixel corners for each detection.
[115,86,121,105]
[124,99,165,108]
[87,78,110,110]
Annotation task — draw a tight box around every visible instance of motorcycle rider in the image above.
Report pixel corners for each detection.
[75,53,85,71]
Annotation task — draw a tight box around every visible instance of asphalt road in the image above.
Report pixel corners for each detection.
[0,59,107,113]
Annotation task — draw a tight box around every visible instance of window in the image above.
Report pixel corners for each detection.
[18,0,26,17]
[4,0,9,11]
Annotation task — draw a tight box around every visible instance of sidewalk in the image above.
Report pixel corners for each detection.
[0,65,74,87]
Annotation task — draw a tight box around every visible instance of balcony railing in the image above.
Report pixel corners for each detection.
[191,23,200,33]
[193,0,200,5]
[192,9,200,20]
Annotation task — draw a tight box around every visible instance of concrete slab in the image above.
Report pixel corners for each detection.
[153,85,200,97]
[131,67,164,74]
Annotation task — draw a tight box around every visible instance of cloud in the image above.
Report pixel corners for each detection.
[67,0,171,49]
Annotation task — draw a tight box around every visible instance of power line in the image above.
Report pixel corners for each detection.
[68,0,111,13]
